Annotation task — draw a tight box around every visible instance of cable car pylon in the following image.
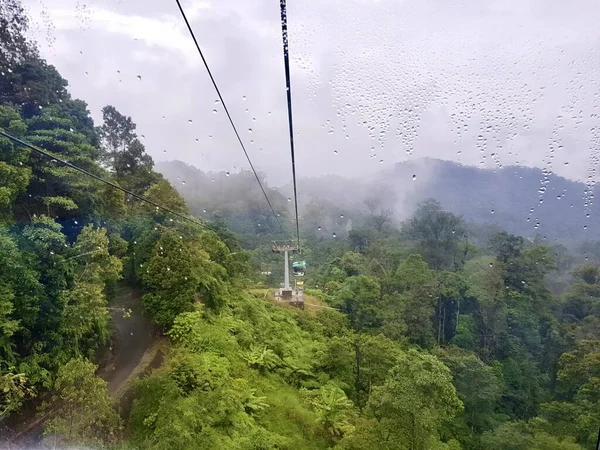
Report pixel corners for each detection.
[272,240,303,307]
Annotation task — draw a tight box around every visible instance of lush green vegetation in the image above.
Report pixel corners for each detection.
[1,1,600,449]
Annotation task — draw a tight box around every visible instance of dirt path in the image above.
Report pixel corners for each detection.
[1,284,156,449]
[99,284,155,395]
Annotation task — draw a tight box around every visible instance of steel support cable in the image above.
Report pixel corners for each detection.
[279,0,301,250]
[174,0,288,238]
[0,130,250,246]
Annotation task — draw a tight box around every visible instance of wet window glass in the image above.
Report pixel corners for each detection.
[1,0,600,448]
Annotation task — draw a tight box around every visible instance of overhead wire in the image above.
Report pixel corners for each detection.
[174,0,289,238]
[279,0,301,250]
[0,130,250,247]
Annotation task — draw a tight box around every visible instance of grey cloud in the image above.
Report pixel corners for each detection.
[21,0,600,188]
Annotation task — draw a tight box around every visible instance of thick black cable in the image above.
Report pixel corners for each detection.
[0,130,249,246]
[279,0,301,250]
[174,0,288,238]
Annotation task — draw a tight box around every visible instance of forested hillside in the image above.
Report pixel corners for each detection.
[1,1,600,449]
[158,158,600,242]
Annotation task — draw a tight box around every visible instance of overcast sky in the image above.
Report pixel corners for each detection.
[22,0,600,186]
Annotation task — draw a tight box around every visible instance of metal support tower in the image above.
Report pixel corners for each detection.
[272,241,298,298]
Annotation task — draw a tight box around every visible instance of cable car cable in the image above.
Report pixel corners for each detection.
[174,0,288,238]
[279,0,301,250]
[0,130,251,247]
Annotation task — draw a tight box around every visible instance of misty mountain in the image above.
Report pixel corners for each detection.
[157,158,600,242]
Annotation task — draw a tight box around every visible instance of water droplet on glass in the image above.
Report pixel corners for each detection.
[489,262,493,268]
[137,75,141,80]
[242,96,247,101]
[412,174,416,180]
[287,198,291,202]
[188,119,193,124]
[212,109,217,114]
[332,233,337,238]
[182,180,186,185]
[317,226,322,231]
[334,150,338,155]
[226,172,230,176]
[248,128,253,133]
[340,214,344,219]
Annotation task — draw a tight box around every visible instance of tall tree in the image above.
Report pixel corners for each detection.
[405,199,465,270]
[43,357,122,447]
[98,105,157,192]
[343,349,463,450]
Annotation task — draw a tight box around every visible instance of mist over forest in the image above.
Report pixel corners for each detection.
[157,157,600,243]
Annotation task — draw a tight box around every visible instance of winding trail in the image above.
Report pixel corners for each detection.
[99,284,155,395]
[0,284,155,449]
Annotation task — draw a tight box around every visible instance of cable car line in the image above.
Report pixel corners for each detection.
[0,130,250,247]
[279,0,301,250]
[174,0,288,238]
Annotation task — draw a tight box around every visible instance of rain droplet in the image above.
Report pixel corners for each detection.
[489,262,493,267]
[242,96,247,101]
[412,174,416,180]
[340,214,344,219]
[333,150,338,155]
[212,109,217,114]
[226,172,230,176]
[248,128,253,133]
[137,75,141,80]
[188,119,193,124]
[288,198,291,202]
[182,180,186,185]
[317,226,322,231]
[332,233,337,238]
[163,149,167,154]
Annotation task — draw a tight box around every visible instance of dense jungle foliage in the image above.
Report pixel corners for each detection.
[1,1,600,449]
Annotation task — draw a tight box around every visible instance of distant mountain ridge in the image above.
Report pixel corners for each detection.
[157,158,600,242]
[290,158,600,241]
